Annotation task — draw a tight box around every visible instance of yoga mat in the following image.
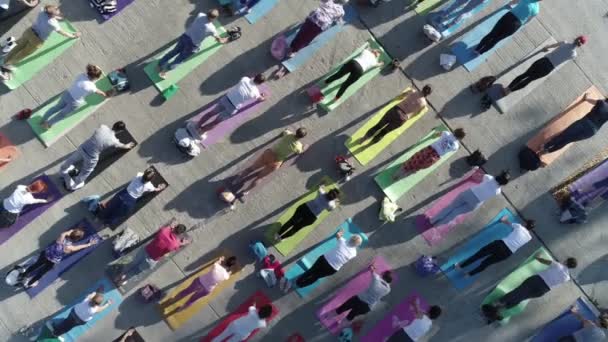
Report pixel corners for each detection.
[26,219,100,298]
[440,208,519,289]
[487,37,558,114]
[281,5,357,73]
[527,86,604,167]
[450,5,511,72]
[284,219,368,298]
[317,256,395,334]
[316,38,392,112]
[429,0,492,38]
[26,77,113,147]
[245,0,278,24]
[569,158,608,206]
[550,149,608,204]
[186,84,271,148]
[482,247,552,325]
[143,23,227,95]
[345,87,428,166]
[360,292,429,342]
[48,277,122,342]
[0,174,63,247]
[416,0,446,15]
[86,128,138,183]
[0,132,19,172]
[201,290,278,342]
[2,21,78,90]
[89,0,135,21]
[264,176,339,257]
[415,167,485,246]
[160,251,243,330]
[113,329,145,342]
[532,297,599,342]
[374,125,455,202]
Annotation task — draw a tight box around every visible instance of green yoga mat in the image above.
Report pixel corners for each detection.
[265,176,339,256]
[27,77,112,147]
[374,125,454,202]
[2,21,78,90]
[345,87,429,166]
[482,247,552,325]
[318,38,392,112]
[415,0,445,15]
[143,23,227,96]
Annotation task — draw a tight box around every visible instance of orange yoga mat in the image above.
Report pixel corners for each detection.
[0,133,19,171]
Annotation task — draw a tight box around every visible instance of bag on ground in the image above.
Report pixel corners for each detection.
[518,146,541,171]
[174,128,201,157]
[90,0,117,14]
[271,35,287,61]
[379,197,400,222]
[249,241,268,261]
[414,255,440,276]
[423,24,442,43]
[440,53,456,71]
[108,68,129,92]
[113,228,140,259]
[139,284,163,303]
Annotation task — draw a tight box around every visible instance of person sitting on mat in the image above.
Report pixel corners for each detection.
[429,170,510,227]
[388,300,442,342]
[210,303,273,342]
[558,306,608,342]
[482,253,577,322]
[156,9,228,79]
[433,0,488,29]
[40,64,108,130]
[188,74,267,141]
[274,185,340,242]
[0,4,80,81]
[61,122,135,191]
[49,287,113,339]
[323,264,392,329]
[474,0,540,56]
[0,179,50,228]
[392,128,465,181]
[325,45,385,101]
[360,86,432,146]
[453,215,535,278]
[21,227,100,288]
[162,255,237,313]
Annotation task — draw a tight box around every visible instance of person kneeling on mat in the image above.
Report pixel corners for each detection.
[392,128,465,181]
[275,185,340,242]
[559,306,608,342]
[325,45,385,101]
[360,86,431,146]
[388,300,442,342]
[454,215,534,278]
[0,180,50,228]
[49,288,112,340]
[482,253,577,322]
[211,304,273,342]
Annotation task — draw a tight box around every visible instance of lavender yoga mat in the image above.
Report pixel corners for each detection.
[187,84,271,148]
[317,256,395,334]
[415,167,485,246]
[26,219,100,297]
[569,158,608,206]
[360,292,429,342]
[0,175,63,247]
[89,0,135,21]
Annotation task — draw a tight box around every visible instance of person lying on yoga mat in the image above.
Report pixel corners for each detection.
[325,46,385,101]
[274,185,340,242]
[162,255,238,313]
[20,228,100,288]
[454,215,535,278]
[558,306,608,342]
[0,0,38,17]
[156,9,228,79]
[0,179,50,228]
[474,0,540,56]
[482,254,577,322]
[211,304,273,342]
[40,64,109,130]
[49,288,113,339]
[0,4,81,81]
[433,0,488,29]
[360,86,432,146]
[392,128,465,181]
[188,74,267,141]
[430,171,510,227]
[61,122,135,191]
[388,300,442,342]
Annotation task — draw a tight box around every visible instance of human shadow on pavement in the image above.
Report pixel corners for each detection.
[0,2,34,36]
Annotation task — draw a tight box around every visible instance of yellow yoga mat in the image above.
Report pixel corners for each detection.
[345,88,428,166]
[159,252,242,330]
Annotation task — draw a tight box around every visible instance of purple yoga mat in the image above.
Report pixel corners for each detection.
[89,0,135,20]
[187,84,271,148]
[26,219,100,297]
[569,159,608,206]
[317,256,394,334]
[0,175,63,247]
[360,292,429,342]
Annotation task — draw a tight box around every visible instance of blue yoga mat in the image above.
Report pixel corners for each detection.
[441,208,520,289]
[284,218,368,298]
[282,5,357,73]
[450,5,511,71]
[428,0,493,38]
[245,0,279,24]
[532,298,599,342]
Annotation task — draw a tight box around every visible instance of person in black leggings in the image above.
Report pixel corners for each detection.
[324,47,384,100]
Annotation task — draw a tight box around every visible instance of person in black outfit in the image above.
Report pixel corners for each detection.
[324,48,384,100]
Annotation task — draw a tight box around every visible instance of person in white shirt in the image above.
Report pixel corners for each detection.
[430,171,510,227]
[455,215,535,277]
[40,64,108,130]
[393,128,466,181]
[50,289,112,339]
[388,300,442,342]
[211,304,273,342]
[324,46,385,101]
[0,179,49,228]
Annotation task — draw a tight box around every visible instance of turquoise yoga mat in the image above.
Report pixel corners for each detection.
[245,0,279,24]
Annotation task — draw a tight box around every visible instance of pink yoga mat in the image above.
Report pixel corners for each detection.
[360,292,429,342]
[316,256,394,334]
[415,167,485,246]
